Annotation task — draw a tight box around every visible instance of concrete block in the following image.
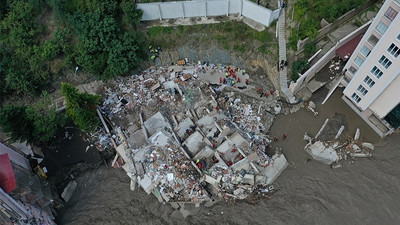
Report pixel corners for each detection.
[242,174,254,185]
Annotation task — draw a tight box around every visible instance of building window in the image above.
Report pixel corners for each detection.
[387,43,400,58]
[354,56,364,67]
[360,46,371,57]
[378,55,392,69]
[371,66,383,78]
[363,76,375,88]
[384,7,398,21]
[376,22,388,34]
[357,85,368,96]
[351,93,362,103]
[368,34,379,46]
[398,33,400,41]
[349,66,357,74]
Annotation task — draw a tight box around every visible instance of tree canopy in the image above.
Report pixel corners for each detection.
[61,83,101,132]
[0,0,146,96]
[290,0,368,50]
[51,0,147,80]
[0,92,65,143]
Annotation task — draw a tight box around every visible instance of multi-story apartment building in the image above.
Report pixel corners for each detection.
[341,0,400,137]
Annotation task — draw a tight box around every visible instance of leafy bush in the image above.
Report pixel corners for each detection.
[288,29,299,51]
[304,42,317,58]
[291,60,309,82]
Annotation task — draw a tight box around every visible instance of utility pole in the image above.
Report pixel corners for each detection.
[292,1,295,21]
[73,66,88,93]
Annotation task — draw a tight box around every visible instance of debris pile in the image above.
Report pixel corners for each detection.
[304,118,374,168]
[95,63,288,205]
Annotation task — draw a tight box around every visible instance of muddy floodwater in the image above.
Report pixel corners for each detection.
[58,88,400,225]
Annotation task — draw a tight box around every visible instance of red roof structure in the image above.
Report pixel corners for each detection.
[0,154,17,193]
[336,33,364,61]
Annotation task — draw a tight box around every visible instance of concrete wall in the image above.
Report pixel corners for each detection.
[289,21,371,94]
[137,0,280,27]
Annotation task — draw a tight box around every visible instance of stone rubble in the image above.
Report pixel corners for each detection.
[93,62,289,206]
[304,120,374,168]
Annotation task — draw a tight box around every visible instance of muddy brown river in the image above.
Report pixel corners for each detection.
[58,88,400,225]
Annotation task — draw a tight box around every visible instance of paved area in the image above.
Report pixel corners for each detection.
[278,8,296,103]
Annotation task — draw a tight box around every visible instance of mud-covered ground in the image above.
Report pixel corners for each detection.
[58,87,400,225]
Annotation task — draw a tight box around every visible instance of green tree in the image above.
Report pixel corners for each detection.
[61,82,101,132]
[0,92,65,143]
[0,0,49,95]
[120,0,143,28]
[70,11,147,80]
[0,105,35,143]
[26,91,66,142]
[304,42,317,58]
[291,60,309,82]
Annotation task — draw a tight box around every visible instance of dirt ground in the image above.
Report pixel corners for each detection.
[58,86,400,225]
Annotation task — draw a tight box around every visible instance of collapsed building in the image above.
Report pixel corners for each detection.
[96,62,288,205]
[304,118,375,168]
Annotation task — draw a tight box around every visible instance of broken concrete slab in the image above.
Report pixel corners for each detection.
[197,113,227,133]
[305,141,339,165]
[255,175,267,185]
[242,174,255,185]
[150,130,172,147]
[231,158,250,173]
[61,180,77,203]
[263,154,288,185]
[140,175,155,194]
[176,117,194,138]
[127,129,147,149]
[247,152,259,162]
[229,131,250,149]
[144,112,170,137]
[204,175,219,189]
[116,144,129,163]
[193,146,214,160]
[184,131,205,157]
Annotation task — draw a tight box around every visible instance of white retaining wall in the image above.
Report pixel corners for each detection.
[289,21,372,94]
[138,0,280,27]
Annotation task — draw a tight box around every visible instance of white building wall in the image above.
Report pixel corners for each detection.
[343,0,400,119]
[369,73,400,118]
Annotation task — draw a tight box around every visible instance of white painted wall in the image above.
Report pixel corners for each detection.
[369,73,400,118]
[137,0,280,27]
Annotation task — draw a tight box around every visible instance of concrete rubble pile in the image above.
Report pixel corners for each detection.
[96,62,288,206]
[304,119,374,168]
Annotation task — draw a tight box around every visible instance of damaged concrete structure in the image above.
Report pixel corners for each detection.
[304,119,374,168]
[97,63,288,205]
